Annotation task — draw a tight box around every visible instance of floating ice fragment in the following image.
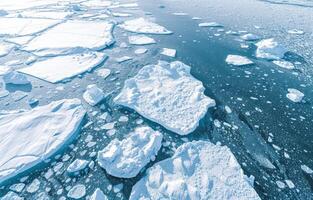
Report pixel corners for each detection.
[255,38,287,60]
[119,18,172,34]
[90,188,108,200]
[240,33,260,41]
[161,48,176,58]
[96,68,111,79]
[130,141,260,200]
[226,55,253,66]
[26,178,40,193]
[0,99,86,183]
[114,61,215,135]
[67,159,89,175]
[198,22,223,27]
[0,42,14,57]
[1,191,23,200]
[18,52,106,83]
[3,71,30,85]
[301,164,313,174]
[98,126,163,178]
[135,48,148,55]
[287,29,304,35]
[128,35,156,45]
[286,88,304,103]
[116,56,133,63]
[272,60,295,70]
[67,184,86,199]
[112,12,132,17]
[83,84,105,106]
[9,183,25,193]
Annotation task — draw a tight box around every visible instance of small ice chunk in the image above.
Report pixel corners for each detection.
[112,12,132,17]
[118,116,129,122]
[240,33,260,41]
[26,179,40,193]
[83,84,105,106]
[272,60,294,70]
[198,22,223,27]
[67,159,89,175]
[161,48,176,58]
[287,29,304,35]
[116,56,133,63]
[9,183,25,192]
[98,126,163,178]
[96,68,111,79]
[1,191,23,200]
[119,18,172,34]
[301,164,313,174]
[0,99,86,183]
[255,38,287,60]
[18,52,106,83]
[285,180,295,189]
[128,35,156,45]
[67,184,86,199]
[130,141,260,200]
[226,55,253,66]
[90,188,108,200]
[286,88,304,103]
[0,42,14,57]
[135,48,148,55]
[276,180,286,189]
[114,61,215,135]
[3,72,30,85]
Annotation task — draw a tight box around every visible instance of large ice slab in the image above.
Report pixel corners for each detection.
[0,99,86,184]
[0,18,59,36]
[119,18,172,35]
[255,38,287,60]
[23,20,114,55]
[114,61,215,135]
[98,126,163,178]
[18,52,106,83]
[130,141,260,200]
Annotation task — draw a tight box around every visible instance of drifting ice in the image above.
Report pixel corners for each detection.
[119,18,172,34]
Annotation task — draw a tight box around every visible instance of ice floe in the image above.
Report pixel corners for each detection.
[67,184,86,199]
[83,84,105,106]
[23,20,114,55]
[286,88,304,102]
[226,55,253,66]
[112,12,132,17]
[135,48,148,55]
[119,18,172,34]
[116,56,133,63]
[114,61,215,135]
[0,99,86,183]
[130,141,260,200]
[0,42,14,57]
[161,48,177,58]
[272,60,295,69]
[301,164,313,174]
[1,191,23,200]
[255,38,287,60]
[96,68,111,78]
[3,71,30,85]
[240,33,260,41]
[90,188,108,200]
[67,159,89,175]
[128,35,156,45]
[18,52,106,83]
[287,29,304,35]
[98,126,163,178]
[198,22,223,27]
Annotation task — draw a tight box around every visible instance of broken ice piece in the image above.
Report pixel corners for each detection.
[67,184,86,199]
[97,126,163,178]
[83,84,105,106]
[286,88,304,103]
[161,48,176,58]
[272,60,294,70]
[255,38,287,60]
[128,35,156,45]
[96,68,111,79]
[1,191,23,200]
[226,55,253,66]
[67,159,89,175]
[116,56,133,63]
[240,33,260,41]
[3,71,30,85]
[90,188,108,200]
[0,42,14,57]
[135,48,148,55]
[198,22,223,27]
[119,18,172,34]
[287,29,304,35]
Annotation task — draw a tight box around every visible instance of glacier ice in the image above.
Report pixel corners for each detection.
[90,188,108,200]
[67,184,86,199]
[66,159,89,175]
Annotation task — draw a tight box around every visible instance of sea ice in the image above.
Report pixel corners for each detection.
[96,68,111,79]
[23,20,114,55]
[240,33,260,41]
[128,35,156,45]
[161,48,177,58]
[301,164,313,174]
[97,126,163,178]
[0,99,86,184]
[119,18,172,34]
[112,12,132,17]
[19,10,72,20]
[0,18,59,36]
[114,61,215,135]
[1,191,23,200]
[18,52,106,83]
[198,22,223,27]
[286,88,304,102]
[130,141,260,200]
[3,71,30,85]
[287,29,304,35]
[225,55,253,66]
[90,188,108,200]
[83,84,105,106]
[67,184,86,199]
[0,42,14,57]
[135,48,148,55]
[255,38,287,60]
[67,159,89,175]
[272,60,295,69]
[116,56,133,63]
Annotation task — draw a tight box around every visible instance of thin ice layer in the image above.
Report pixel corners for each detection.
[98,126,163,178]
[119,18,172,34]
[18,52,106,83]
[114,61,215,135]
[23,20,114,55]
[0,99,86,184]
[130,141,260,200]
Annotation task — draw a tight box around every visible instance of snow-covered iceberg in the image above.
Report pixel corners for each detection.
[0,99,86,184]
[97,126,163,178]
[119,18,172,35]
[226,55,253,66]
[255,38,287,60]
[130,141,260,200]
[114,61,215,135]
[23,20,114,55]
[18,52,106,83]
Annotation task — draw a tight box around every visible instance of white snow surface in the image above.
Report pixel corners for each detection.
[130,141,260,200]
[161,48,177,58]
[226,55,253,66]
[0,99,86,184]
[23,20,114,55]
[286,88,304,102]
[128,35,156,45]
[119,18,172,34]
[255,38,287,60]
[97,126,163,178]
[18,52,106,83]
[83,84,105,106]
[114,61,216,135]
